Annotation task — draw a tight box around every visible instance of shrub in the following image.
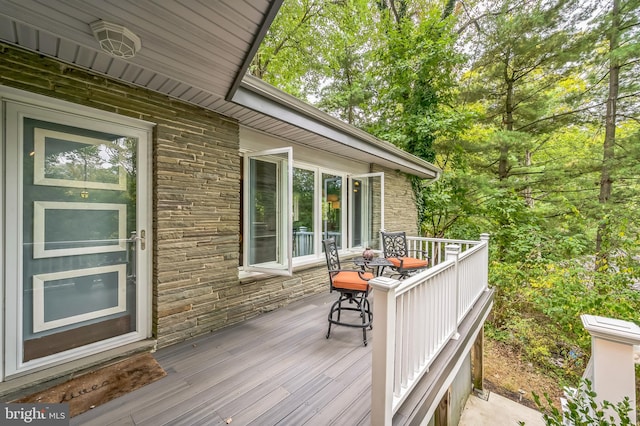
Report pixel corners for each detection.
[520,379,634,426]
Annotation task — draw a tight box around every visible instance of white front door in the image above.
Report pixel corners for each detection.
[2,93,152,378]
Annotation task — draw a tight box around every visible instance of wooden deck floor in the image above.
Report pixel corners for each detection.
[71,292,375,425]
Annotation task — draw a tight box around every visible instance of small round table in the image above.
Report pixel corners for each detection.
[353,256,393,277]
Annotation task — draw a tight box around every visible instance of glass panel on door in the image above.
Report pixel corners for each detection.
[21,118,138,362]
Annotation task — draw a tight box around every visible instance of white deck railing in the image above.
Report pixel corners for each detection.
[293,231,342,257]
[370,234,490,425]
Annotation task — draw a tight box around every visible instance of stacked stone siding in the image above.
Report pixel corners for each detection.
[0,44,248,348]
[0,44,422,352]
[372,165,420,236]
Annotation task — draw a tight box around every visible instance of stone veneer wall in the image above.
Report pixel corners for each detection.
[0,44,312,349]
[0,44,423,351]
[372,165,420,236]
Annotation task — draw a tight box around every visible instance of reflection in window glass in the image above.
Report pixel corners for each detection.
[249,159,278,264]
[322,173,342,249]
[243,148,292,275]
[44,138,121,184]
[293,168,314,257]
[351,175,383,249]
[21,117,137,361]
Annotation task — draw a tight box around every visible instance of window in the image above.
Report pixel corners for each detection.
[322,173,343,249]
[293,167,315,258]
[349,173,384,250]
[241,149,383,275]
[242,148,292,276]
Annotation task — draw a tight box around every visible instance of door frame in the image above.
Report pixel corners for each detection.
[1,86,154,379]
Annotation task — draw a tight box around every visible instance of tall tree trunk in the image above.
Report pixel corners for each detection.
[524,150,534,207]
[595,0,620,270]
[499,53,514,181]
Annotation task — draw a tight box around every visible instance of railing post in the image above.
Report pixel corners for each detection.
[581,315,640,422]
[445,244,460,340]
[370,276,401,426]
[480,233,490,290]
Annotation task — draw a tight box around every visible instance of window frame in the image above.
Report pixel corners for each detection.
[348,172,385,251]
[240,150,385,275]
[242,147,293,276]
[320,171,345,251]
[292,164,317,260]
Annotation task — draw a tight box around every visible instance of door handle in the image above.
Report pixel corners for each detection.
[130,230,146,250]
[139,229,146,250]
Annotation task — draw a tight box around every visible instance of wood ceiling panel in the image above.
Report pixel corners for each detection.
[120,64,144,84]
[56,38,79,63]
[15,22,38,50]
[146,74,170,91]
[38,31,58,56]
[75,46,98,69]
[0,15,16,42]
[96,0,248,63]
[104,59,127,79]
[90,54,113,74]
[133,69,157,87]
[3,0,98,45]
[219,0,267,24]
[0,0,274,100]
[168,82,192,98]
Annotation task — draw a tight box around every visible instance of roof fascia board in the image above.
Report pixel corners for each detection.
[226,0,285,100]
[234,76,441,179]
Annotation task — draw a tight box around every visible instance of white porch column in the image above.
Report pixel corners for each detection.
[581,314,640,421]
[370,276,401,426]
[480,233,490,290]
[446,244,460,339]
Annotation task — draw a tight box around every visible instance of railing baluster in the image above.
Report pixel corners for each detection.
[394,295,403,396]
[371,235,490,425]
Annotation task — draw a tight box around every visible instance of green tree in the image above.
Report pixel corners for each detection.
[250,0,331,99]
[588,0,640,268]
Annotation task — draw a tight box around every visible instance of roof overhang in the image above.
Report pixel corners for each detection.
[0,0,440,180]
[232,76,441,179]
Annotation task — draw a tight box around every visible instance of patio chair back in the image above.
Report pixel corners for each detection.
[381,231,410,258]
[323,237,342,275]
[380,231,429,278]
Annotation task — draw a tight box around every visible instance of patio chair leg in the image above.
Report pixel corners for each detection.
[360,298,368,346]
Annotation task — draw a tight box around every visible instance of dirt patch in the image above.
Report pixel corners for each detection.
[15,353,166,417]
[484,339,564,411]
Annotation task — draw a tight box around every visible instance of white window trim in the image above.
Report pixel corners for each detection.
[242,147,293,276]
[239,155,384,278]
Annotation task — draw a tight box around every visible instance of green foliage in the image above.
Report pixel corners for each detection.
[487,257,640,379]
[254,0,640,400]
[520,379,634,426]
[368,4,462,163]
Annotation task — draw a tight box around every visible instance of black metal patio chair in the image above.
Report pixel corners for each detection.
[380,231,429,279]
[322,238,373,346]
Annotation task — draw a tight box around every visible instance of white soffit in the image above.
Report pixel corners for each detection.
[232,76,441,180]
